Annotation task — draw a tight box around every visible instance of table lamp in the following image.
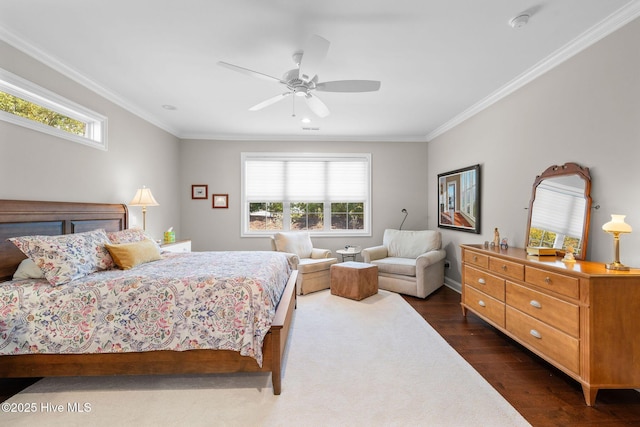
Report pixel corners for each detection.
[602,214,632,270]
[129,186,159,231]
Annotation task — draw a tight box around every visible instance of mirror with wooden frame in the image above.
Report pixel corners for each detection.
[525,162,592,260]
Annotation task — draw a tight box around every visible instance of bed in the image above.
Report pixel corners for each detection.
[0,199,298,395]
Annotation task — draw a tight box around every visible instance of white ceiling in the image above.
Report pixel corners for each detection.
[1,0,639,142]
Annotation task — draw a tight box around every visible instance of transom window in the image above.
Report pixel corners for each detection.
[0,67,107,150]
[242,152,371,236]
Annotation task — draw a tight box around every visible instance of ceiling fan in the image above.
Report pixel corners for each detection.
[217,35,381,118]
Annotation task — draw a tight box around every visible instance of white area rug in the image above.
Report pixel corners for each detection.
[1,290,530,426]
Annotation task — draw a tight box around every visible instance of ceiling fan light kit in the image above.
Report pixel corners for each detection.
[218,35,381,119]
[509,14,530,29]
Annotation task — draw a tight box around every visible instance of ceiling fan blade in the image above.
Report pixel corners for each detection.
[217,61,282,84]
[249,92,291,111]
[304,94,330,118]
[298,35,330,82]
[316,80,381,92]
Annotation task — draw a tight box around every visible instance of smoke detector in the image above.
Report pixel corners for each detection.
[509,14,530,29]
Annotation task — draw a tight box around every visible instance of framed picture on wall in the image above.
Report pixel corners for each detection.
[212,194,229,209]
[191,185,208,200]
[437,164,481,234]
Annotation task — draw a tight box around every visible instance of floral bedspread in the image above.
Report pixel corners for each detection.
[0,251,293,366]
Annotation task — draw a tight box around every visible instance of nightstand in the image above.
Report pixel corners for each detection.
[160,239,191,253]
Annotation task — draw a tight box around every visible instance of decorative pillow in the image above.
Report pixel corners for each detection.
[273,232,313,258]
[105,239,162,270]
[107,229,161,249]
[9,229,114,286]
[383,229,441,258]
[12,258,45,280]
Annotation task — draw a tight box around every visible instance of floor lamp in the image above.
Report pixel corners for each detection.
[129,186,159,231]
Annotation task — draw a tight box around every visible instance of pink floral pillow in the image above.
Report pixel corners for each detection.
[107,229,161,249]
[9,229,114,286]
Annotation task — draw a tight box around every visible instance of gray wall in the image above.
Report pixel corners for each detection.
[428,17,640,289]
[179,139,428,254]
[0,40,182,241]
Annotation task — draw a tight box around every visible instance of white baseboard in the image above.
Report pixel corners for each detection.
[444,277,461,293]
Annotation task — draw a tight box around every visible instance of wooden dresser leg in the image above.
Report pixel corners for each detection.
[582,385,598,406]
[461,304,467,317]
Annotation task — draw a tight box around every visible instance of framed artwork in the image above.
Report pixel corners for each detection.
[212,194,229,209]
[437,164,481,234]
[191,185,208,200]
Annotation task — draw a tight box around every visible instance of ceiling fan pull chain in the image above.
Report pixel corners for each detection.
[291,94,296,117]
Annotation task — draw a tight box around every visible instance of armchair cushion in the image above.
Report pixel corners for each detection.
[273,231,313,258]
[384,229,441,258]
[298,258,336,274]
[374,257,416,276]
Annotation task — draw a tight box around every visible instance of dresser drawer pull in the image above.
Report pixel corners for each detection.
[544,277,551,284]
[478,278,486,285]
[478,300,486,307]
[530,300,542,309]
[530,329,542,339]
[473,256,478,262]
[502,265,507,271]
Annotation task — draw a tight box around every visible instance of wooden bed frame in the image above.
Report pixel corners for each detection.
[0,199,297,394]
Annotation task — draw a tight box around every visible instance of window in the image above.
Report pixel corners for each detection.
[242,152,371,236]
[0,67,107,150]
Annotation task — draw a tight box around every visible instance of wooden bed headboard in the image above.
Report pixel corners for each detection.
[0,200,128,282]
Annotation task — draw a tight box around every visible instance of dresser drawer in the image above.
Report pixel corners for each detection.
[506,306,579,375]
[464,250,489,269]
[489,257,524,281]
[525,266,579,299]
[506,282,579,337]
[464,285,505,328]
[464,266,505,301]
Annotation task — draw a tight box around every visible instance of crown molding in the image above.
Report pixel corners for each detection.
[178,132,428,142]
[426,0,640,142]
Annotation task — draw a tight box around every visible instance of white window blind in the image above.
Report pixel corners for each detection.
[242,152,371,236]
[530,180,585,238]
[244,154,369,202]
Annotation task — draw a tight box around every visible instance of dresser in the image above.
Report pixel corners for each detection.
[460,244,640,406]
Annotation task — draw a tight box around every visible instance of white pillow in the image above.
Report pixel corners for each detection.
[12,258,45,280]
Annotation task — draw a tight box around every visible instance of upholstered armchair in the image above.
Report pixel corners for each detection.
[362,229,446,298]
[270,231,338,295]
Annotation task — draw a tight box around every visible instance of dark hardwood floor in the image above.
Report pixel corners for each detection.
[3,285,640,426]
[403,286,640,427]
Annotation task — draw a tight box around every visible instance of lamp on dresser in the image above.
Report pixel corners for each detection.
[602,214,632,270]
[129,186,159,231]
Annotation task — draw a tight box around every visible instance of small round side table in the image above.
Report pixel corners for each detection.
[336,246,361,262]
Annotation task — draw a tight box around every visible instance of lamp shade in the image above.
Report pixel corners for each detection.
[602,214,632,234]
[129,186,159,207]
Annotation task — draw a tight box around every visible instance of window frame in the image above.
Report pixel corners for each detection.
[241,152,372,237]
[0,67,108,150]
